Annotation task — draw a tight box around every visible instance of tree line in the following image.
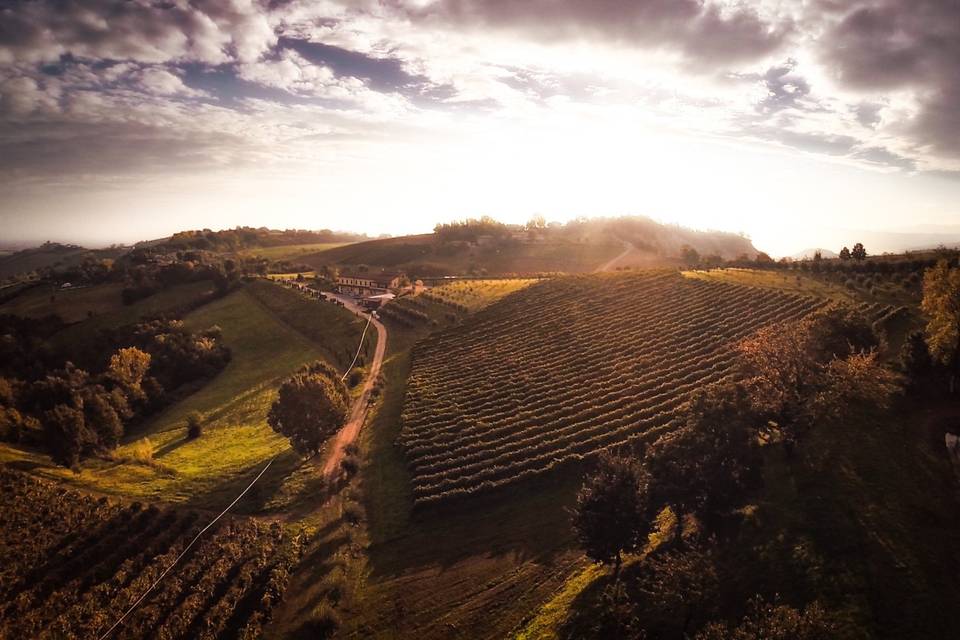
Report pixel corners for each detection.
[0,317,230,467]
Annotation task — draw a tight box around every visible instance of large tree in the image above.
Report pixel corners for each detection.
[571,452,651,577]
[645,382,761,535]
[851,242,867,261]
[921,259,960,392]
[268,361,349,458]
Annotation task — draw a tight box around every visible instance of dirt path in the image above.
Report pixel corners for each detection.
[321,293,388,478]
[595,241,635,272]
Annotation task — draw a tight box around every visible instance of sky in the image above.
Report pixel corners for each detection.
[1,0,959,257]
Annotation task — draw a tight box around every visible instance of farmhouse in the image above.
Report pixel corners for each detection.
[337,271,402,297]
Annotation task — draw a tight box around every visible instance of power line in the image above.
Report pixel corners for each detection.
[97,455,278,640]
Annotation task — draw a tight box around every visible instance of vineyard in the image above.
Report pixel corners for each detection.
[0,469,298,640]
[400,271,897,506]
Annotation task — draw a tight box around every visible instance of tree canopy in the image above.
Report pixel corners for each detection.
[921,259,960,391]
[267,360,350,458]
[571,452,651,574]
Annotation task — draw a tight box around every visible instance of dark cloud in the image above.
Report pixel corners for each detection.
[853,102,883,128]
[0,0,275,65]
[402,0,791,66]
[757,59,814,114]
[817,0,960,154]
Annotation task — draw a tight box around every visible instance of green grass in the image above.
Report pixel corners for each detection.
[0,285,368,507]
[47,281,217,354]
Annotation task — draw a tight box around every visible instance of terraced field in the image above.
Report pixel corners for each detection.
[0,470,297,640]
[400,271,897,506]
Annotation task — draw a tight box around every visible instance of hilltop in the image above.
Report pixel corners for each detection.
[298,216,762,277]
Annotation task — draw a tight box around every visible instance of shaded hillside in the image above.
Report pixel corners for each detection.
[299,217,762,277]
[0,242,124,279]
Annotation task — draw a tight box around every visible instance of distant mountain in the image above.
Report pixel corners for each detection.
[792,248,839,260]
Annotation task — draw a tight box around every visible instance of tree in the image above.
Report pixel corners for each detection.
[899,330,934,389]
[645,382,761,535]
[921,259,960,392]
[571,452,650,577]
[107,347,151,402]
[804,306,879,361]
[267,361,349,457]
[851,242,867,261]
[680,245,700,268]
[43,404,93,468]
[839,246,851,261]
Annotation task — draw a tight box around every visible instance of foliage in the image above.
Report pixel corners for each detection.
[433,216,510,243]
[645,382,762,534]
[571,452,650,572]
[839,246,851,261]
[186,410,203,439]
[851,243,867,261]
[921,259,960,389]
[738,306,897,450]
[268,360,349,457]
[695,597,839,640]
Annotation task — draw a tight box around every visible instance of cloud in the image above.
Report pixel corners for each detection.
[0,0,276,66]
[399,0,792,66]
[816,0,960,155]
[137,67,205,96]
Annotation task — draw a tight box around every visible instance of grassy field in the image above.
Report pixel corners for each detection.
[0,282,129,322]
[236,242,347,261]
[0,283,369,508]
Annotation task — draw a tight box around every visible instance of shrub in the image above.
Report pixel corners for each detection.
[186,412,203,439]
[129,438,155,466]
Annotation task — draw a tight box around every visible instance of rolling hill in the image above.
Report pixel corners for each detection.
[299,217,762,277]
[399,271,896,506]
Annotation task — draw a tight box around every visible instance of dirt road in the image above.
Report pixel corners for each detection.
[321,293,387,478]
[595,241,635,272]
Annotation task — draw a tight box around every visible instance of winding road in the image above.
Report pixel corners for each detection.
[321,293,388,478]
[595,241,635,272]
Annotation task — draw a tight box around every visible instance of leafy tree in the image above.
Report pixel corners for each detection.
[738,310,894,451]
[268,361,349,457]
[571,452,651,576]
[81,386,124,449]
[43,404,93,468]
[645,382,761,535]
[921,259,960,392]
[851,242,867,261]
[639,549,720,637]
[680,245,701,267]
[839,246,851,261]
[816,352,901,420]
[804,306,879,361]
[695,597,838,640]
[107,347,151,403]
